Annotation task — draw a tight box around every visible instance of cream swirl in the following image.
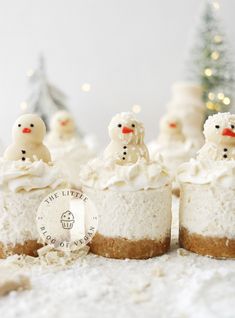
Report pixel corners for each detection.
[49,138,94,162]
[177,159,235,189]
[0,158,65,192]
[80,157,171,191]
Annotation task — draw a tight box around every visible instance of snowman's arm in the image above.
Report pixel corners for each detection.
[42,145,52,163]
[3,145,20,161]
[232,148,235,160]
[140,144,150,161]
[197,143,217,160]
[103,143,112,159]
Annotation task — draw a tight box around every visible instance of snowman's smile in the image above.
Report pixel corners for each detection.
[22,128,32,134]
[222,128,235,137]
[122,126,134,134]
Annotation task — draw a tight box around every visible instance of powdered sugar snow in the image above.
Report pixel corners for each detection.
[0,197,234,318]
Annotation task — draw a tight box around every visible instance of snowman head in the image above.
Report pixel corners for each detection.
[108,112,145,145]
[203,112,235,146]
[50,111,76,135]
[13,114,46,145]
[160,114,183,136]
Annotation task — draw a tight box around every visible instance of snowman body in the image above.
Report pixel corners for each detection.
[48,110,78,141]
[4,114,51,163]
[197,112,235,161]
[104,141,148,164]
[4,142,51,162]
[198,142,235,161]
[104,112,149,165]
[166,82,205,149]
[47,130,78,144]
[157,132,185,146]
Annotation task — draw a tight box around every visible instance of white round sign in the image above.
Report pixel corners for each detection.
[36,189,98,251]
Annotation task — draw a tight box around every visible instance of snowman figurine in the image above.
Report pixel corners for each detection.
[4,114,51,163]
[198,112,235,161]
[104,112,149,165]
[47,110,78,143]
[157,114,185,145]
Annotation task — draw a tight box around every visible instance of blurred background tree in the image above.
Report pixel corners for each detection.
[187,0,234,117]
[22,55,69,129]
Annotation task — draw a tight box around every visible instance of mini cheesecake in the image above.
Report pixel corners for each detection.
[148,114,196,197]
[177,113,235,259]
[0,114,65,258]
[81,112,172,259]
[46,111,94,189]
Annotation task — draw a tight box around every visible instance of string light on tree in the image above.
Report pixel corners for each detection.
[20,101,28,112]
[204,68,212,77]
[81,83,91,92]
[132,104,141,113]
[211,51,220,60]
[223,97,230,105]
[214,35,222,43]
[208,92,215,100]
[187,0,234,116]
[212,1,220,10]
[26,69,34,77]
[217,92,224,100]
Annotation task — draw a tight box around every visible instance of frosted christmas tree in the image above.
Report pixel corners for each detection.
[23,56,69,128]
[187,0,234,116]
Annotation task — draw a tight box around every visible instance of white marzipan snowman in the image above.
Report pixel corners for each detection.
[47,110,78,143]
[4,114,51,163]
[198,112,235,161]
[104,112,149,165]
[157,114,185,145]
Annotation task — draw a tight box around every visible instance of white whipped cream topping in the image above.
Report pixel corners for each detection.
[80,157,171,191]
[47,137,95,188]
[49,137,94,162]
[0,158,65,192]
[149,140,196,172]
[177,159,235,189]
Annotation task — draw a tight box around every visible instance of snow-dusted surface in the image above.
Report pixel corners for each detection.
[0,197,234,318]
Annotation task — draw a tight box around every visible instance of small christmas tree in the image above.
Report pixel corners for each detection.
[187,0,234,116]
[23,56,69,128]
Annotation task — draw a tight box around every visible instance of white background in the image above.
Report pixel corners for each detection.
[0,0,234,147]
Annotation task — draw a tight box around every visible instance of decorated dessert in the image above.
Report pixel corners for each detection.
[0,114,64,258]
[177,112,235,258]
[81,112,172,259]
[149,114,195,195]
[166,82,205,150]
[46,110,94,188]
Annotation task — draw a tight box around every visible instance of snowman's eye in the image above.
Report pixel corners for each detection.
[231,124,235,129]
[132,124,135,128]
[215,125,220,129]
[30,124,34,128]
[18,124,21,127]
[117,124,122,128]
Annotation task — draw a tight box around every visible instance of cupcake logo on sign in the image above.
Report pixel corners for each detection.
[36,189,98,251]
[61,210,75,229]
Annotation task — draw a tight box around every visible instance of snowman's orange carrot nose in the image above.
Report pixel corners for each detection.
[22,128,31,134]
[122,126,134,134]
[222,128,235,137]
[61,120,68,126]
[169,123,177,128]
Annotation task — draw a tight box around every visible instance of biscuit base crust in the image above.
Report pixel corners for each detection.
[90,232,170,259]
[179,227,235,259]
[0,240,43,259]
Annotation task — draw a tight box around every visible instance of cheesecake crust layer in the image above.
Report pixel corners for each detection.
[0,240,43,259]
[90,232,170,259]
[179,227,235,259]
